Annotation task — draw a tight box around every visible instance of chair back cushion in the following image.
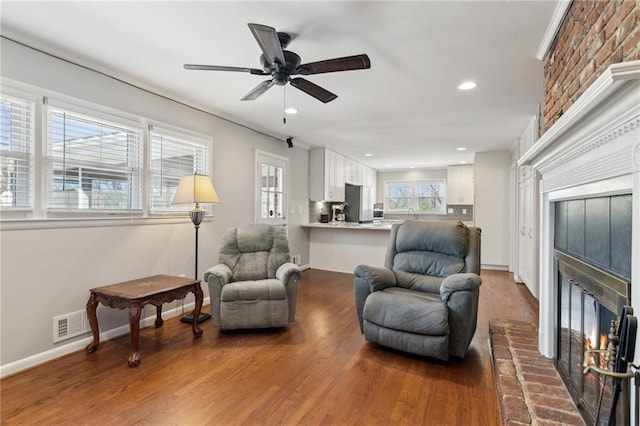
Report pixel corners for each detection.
[385,221,471,278]
[219,224,290,281]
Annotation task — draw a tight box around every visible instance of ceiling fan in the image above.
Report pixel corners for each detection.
[184,23,371,103]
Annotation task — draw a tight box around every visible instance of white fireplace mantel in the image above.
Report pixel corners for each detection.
[518,60,640,368]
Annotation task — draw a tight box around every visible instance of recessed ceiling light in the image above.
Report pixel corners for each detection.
[457,81,477,91]
[459,160,468,164]
[385,164,392,167]
[285,107,298,114]
[364,153,373,157]
[409,166,415,169]
[456,147,467,151]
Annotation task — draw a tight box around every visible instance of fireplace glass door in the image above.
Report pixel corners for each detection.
[556,251,630,425]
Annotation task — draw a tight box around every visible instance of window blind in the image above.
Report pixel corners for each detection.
[46,106,143,211]
[0,94,34,209]
[149,130,209,212]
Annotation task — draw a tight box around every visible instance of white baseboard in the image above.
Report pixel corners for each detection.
[0,298,209,378]
[481,264,509,271]
[299,263,311,271]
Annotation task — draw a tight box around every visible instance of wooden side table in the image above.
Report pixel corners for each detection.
[85,274,204,367]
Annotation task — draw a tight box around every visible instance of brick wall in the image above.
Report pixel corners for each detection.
[543,0,640,131]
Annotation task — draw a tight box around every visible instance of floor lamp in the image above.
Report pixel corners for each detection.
[172,173,220,323]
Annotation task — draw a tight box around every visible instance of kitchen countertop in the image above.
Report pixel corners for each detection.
[303,220,474,231]
[302,221,393,230]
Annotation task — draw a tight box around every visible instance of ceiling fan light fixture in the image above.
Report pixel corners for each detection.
[364,153,373,157]
[285,107,298,114]
[456,147,467,151]
[458,81,477,91]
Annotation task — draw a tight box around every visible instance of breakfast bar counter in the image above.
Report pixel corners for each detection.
[302,222,392,273]
[302,220,474,273]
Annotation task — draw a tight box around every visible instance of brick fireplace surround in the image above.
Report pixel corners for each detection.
[518,61,640,424]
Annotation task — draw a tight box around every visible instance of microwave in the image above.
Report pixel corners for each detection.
[373,209,384,220]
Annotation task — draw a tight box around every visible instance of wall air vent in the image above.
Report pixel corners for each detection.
[53,310,89,343]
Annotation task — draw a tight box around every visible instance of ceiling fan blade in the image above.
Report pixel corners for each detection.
[290,78,337,103]
[295,54,371,75]
[184,64,268,75]
[294,54,371,75]
[248,23,286,66]
[241,79,275,101]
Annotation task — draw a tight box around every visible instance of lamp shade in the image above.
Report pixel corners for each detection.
[172,174,220,205]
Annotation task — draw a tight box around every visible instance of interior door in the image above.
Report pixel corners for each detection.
[255,150,288,228]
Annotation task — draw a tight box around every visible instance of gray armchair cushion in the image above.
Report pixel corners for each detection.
[221,279,287,302]
[395,220,469,257]
[364,287,448,336]
[219,224,290,281]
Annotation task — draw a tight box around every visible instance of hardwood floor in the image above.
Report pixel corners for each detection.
[1,269,538,425]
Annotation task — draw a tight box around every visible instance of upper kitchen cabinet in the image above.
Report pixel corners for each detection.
[447,164,474,204]
[309,148,346,202]
[363,166,377,203]
[345,158,364,185]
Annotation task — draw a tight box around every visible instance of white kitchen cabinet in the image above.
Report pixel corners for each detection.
[516,166,538,298]
[447,165,474,204]
[309,148,345,202]
[345,158,364,185]
[363,166,377,202]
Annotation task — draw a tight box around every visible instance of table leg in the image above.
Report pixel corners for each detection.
[128,306,142,367]
[85,292,100,353]
[155,305,163,328]
[192,284,204,337]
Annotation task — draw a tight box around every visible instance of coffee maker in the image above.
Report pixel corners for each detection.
[332,204,346,221]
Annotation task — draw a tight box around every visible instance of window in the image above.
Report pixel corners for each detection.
[0,94,34,209]
[0,82,217,225]
[255,151,287,225]
[46,105,143,211]
[149,128,210,213]
[385,180,446,214]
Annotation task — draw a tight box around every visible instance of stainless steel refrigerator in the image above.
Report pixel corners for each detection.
[345,183,374,223]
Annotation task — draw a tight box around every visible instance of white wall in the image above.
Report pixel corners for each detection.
[474,151,511,269]
[0,38,309,369]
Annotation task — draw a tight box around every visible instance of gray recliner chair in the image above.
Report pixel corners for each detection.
[204,223,302,330]
[354,220,482,361]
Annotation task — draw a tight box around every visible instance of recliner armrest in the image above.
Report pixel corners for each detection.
[276,262,302,284]
[354,265,396,292]
[440,273,482,302]
[204,264,233,285]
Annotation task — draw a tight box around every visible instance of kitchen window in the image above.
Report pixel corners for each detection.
[384,180,446,214]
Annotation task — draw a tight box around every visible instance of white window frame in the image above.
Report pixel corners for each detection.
[255,150,287,227]
[43,98,144,216]
[0,88,38,220]
[148,124,212,215]
[384,179,447,215]
[0,79,217,230]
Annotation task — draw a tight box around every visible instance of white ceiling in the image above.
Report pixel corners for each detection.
[0,1,558,170]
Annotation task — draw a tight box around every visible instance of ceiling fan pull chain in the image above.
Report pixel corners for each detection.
[283,85,287,124]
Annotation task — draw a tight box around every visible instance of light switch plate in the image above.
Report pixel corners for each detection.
[462,209,467,214]
[448,208,453,214]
